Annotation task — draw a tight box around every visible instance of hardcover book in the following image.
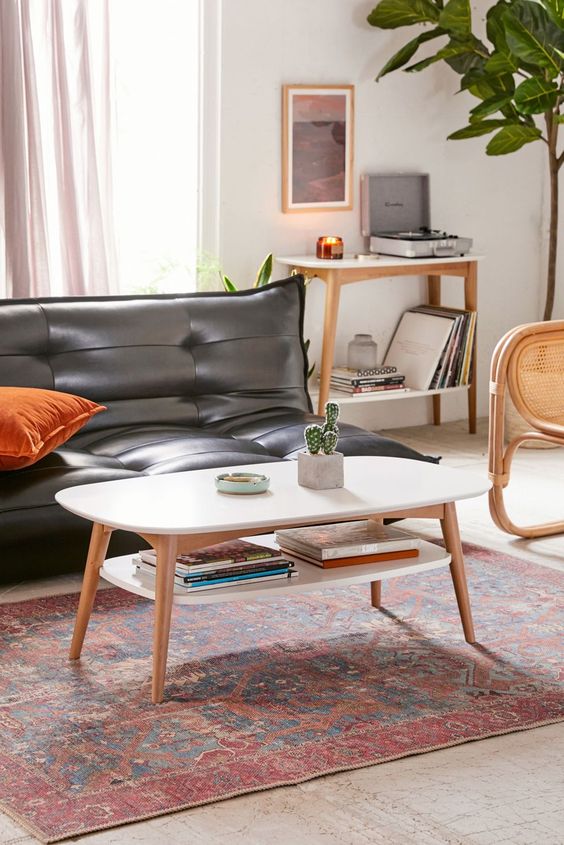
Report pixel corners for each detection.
[139,538,283,573]
[278,547,419,569]
[383,311,456,390]
[275,522,420,561]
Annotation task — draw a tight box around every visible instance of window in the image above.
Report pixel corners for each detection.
[112,0,200,294]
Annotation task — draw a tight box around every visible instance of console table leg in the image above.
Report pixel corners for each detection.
[370,581,382,608]
[464,263,478,434]
[427,274,442,426]
[69,522,113,659]
[441,502,476,644]
[318,272,342,414]
[152,535,178,704]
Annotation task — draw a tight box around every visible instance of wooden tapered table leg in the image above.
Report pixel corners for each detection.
[151,534,178,704]
[69,522,113,659]
[370,581,382,608]
[317,271,342,414]
[440,501,476,643]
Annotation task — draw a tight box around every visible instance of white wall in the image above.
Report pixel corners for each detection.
[218,0,545,430]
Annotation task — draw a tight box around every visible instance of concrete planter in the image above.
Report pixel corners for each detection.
[297,451,344,490]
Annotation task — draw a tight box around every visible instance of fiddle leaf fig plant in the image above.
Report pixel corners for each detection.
[368,0,564,320]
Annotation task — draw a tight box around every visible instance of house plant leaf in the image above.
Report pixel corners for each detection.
[367,0,440,29]
[513,77,559,114]
[253,253,273,288]
[438,0,472,35]
[486,123,543,154]
[448,119,510,139]
[503,0,564,75]
[377,28,445,78]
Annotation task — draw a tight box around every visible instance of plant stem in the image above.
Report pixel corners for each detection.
[544,111,559,321]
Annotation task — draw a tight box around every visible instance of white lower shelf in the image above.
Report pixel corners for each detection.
[310,385,469,405]
[100,536,450,606]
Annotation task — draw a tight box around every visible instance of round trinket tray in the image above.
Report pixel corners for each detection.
[215,472,270,495]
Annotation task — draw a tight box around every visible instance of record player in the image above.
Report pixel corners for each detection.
[361,173,472,259]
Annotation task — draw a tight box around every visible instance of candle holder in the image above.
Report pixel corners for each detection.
[316,236,343,260]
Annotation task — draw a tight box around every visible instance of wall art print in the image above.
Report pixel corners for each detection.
[282,85,354,213]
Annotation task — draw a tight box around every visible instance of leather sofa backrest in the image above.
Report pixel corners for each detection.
[0,276,311,430]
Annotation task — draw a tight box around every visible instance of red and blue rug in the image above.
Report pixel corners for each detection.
[0,542,562,842]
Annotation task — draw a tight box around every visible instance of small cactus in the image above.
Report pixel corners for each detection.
[322,430,338,455]
[304,402,341,455]
[325,401,340,428]
[304,424,323,454]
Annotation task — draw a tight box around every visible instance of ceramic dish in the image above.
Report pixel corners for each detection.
[215,472,271,495]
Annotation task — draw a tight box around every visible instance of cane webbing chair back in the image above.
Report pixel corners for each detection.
[488,320,564,537]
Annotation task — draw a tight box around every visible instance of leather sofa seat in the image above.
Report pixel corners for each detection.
[0,277,436,582]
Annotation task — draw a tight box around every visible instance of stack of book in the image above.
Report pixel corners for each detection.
[134,539,296,592]
[383,305,476,391]
[275,522,420,569]
[327,366,407,397]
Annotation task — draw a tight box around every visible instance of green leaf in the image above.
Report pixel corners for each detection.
[377,27,446,78]
[486,1,511,51]
[222,275,238,293]
[470,94,512,120]
[445,49,485,74]
[535,0,564,27]
[253,253,273,288]
[514,76,559,114]
[484,51,518,75]
[438,0,471,34]
[448,119,510,139]
[503,0,564,76]
[406,42,473,71]
[460,67,514,100]
[367,0,440,29]
[486,124,543,154]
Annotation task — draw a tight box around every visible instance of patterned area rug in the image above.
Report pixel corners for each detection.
[0,542,562,843]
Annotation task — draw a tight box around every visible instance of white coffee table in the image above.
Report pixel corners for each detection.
[56,456,490,703]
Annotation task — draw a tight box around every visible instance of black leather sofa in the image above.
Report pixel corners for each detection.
[0,276,435,582]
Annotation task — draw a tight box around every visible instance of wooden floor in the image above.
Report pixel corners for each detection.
[1,419,563,845]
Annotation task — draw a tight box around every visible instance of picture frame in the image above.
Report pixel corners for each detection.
[282,84,354,213]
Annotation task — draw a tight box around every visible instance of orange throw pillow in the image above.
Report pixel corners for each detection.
[0,387,106,471]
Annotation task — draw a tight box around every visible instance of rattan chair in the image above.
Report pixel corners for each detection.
[488,319,564,537]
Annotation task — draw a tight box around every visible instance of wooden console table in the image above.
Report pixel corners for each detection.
[276,255,481,434]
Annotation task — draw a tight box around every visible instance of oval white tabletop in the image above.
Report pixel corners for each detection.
[56,456,490,536]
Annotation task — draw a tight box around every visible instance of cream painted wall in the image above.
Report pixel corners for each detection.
[218,0,545,429]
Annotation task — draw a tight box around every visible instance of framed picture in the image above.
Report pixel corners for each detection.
[282,84,354,213]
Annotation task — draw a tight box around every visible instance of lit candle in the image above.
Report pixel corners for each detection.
[316,236,343,260]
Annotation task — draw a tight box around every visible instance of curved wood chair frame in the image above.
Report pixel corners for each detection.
[488,319,564,537]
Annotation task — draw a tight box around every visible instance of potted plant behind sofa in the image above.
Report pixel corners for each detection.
[366,0,564,321]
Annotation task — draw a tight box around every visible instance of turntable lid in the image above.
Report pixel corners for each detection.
[361,173,430,237]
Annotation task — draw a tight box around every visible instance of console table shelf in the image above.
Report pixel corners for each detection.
[310,384,469,406]
[276,254,482,433]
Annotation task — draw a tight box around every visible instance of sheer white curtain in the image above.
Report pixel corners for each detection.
[0,0,201,299]
[0,0,117,297]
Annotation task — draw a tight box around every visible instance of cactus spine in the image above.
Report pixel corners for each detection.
[304,401,340,455]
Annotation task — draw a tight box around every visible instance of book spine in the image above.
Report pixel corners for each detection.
[332,385,407,395]
[330,376,405,387]
[177,572,296,591]
[137,560,292,583]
